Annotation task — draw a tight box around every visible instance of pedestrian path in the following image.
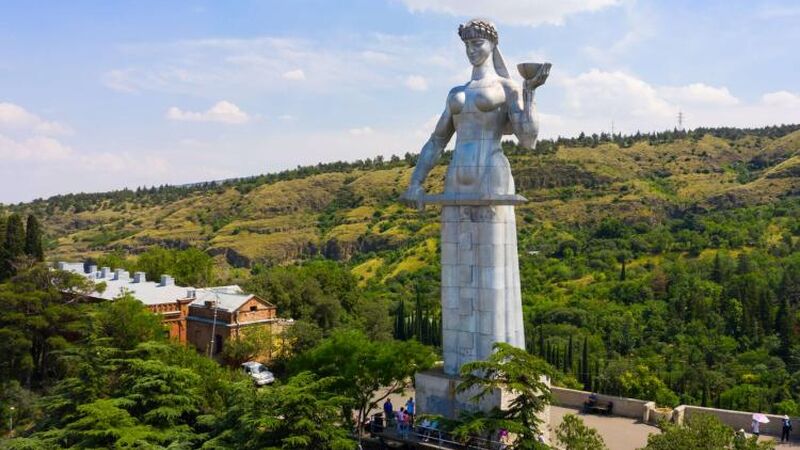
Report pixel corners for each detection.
[549,406,656,450]
[549,406,800,449]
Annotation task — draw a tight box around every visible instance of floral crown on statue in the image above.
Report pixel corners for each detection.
[458,19,498,44]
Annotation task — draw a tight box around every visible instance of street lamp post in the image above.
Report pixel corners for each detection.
[9,406,14,433]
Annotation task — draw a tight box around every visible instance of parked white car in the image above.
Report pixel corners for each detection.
[241,361,275,386]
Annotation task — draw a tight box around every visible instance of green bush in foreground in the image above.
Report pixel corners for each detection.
[643,414,774,450]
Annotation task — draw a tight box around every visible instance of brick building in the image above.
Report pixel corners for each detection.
[58,262,292,358]
[187,286,291,358]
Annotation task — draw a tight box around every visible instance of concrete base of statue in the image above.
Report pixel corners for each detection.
[415,367,513,419]
[415,367,551,443]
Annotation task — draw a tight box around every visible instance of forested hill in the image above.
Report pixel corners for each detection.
[3,124,800,414]
[4,125,800,276]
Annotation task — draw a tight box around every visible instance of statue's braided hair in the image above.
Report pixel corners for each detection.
[458,19,498,44]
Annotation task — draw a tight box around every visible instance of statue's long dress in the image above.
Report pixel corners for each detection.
[440,82,525,376]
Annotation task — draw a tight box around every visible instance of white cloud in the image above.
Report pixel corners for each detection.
[166,101,250,124]
[542,69,800,137]
[0,134,73,161]
[0,102,72,135]
[560,69,674,119]
[348,126,374,136]
[0,103,76,168]
[400,0,622,26]
[762,91,800,109]
[282,69,306,80]
[77,151,169,175]
[99,34,465,100]
[404,75,429,91]
[658,83,740,107]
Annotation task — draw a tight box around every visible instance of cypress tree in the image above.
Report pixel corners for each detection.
[593,359,600,392]
[1,213,25,279]
[567,335,574,374]
[3,213,25,257]
[395,299,406,340]
[421,308,428,345]
[776,296,793,360]
[414,283,423,340]
[24,214,44,261]
[582,337,590,390]
[0,215,6,249]
[711,252,723,284]
[538,326,545,358]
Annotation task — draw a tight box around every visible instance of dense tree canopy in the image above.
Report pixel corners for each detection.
[291,329,436,442]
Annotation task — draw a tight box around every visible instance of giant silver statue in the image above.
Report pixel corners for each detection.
[403,19,550,377]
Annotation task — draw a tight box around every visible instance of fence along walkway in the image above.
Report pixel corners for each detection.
[366,418,507,450]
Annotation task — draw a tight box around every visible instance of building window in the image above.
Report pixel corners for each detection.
[250,305,258,312]
[214,334,223,355]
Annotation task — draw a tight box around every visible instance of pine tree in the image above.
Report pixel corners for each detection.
[25,214,44,261]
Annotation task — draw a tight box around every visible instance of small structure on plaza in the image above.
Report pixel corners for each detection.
[57,261,292,359]
[400,18,550,419]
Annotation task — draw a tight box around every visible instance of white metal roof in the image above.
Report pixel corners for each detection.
[58,262,262,311]
[191,288,255,312]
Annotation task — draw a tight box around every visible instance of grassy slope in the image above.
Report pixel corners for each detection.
[11,130,800,282]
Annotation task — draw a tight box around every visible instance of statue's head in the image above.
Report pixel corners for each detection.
[458,19,498,67]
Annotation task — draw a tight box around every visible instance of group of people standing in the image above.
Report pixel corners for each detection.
[747,414,793,443]
[383,397,415,438]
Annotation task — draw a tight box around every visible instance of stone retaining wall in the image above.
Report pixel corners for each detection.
[550,387,653,421]
[681,406,784,436]
[551,387,786,437]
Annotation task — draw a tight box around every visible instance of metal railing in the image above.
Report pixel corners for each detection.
[368,416,507,450]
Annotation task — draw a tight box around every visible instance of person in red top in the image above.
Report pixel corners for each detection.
[395,407,405,434]
[400,408,411,438]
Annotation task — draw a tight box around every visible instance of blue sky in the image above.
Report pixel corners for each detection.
[1,0,798,203]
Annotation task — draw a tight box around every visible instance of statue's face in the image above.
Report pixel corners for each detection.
[464,38,493,67]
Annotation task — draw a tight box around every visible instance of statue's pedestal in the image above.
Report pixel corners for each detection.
[415,367,515,419]
[415,367,551,442]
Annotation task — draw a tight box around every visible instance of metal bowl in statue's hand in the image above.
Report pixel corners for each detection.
[517,62,547,80]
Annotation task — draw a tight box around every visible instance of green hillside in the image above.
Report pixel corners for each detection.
[5,126,800,284]
[4,124,800,421]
